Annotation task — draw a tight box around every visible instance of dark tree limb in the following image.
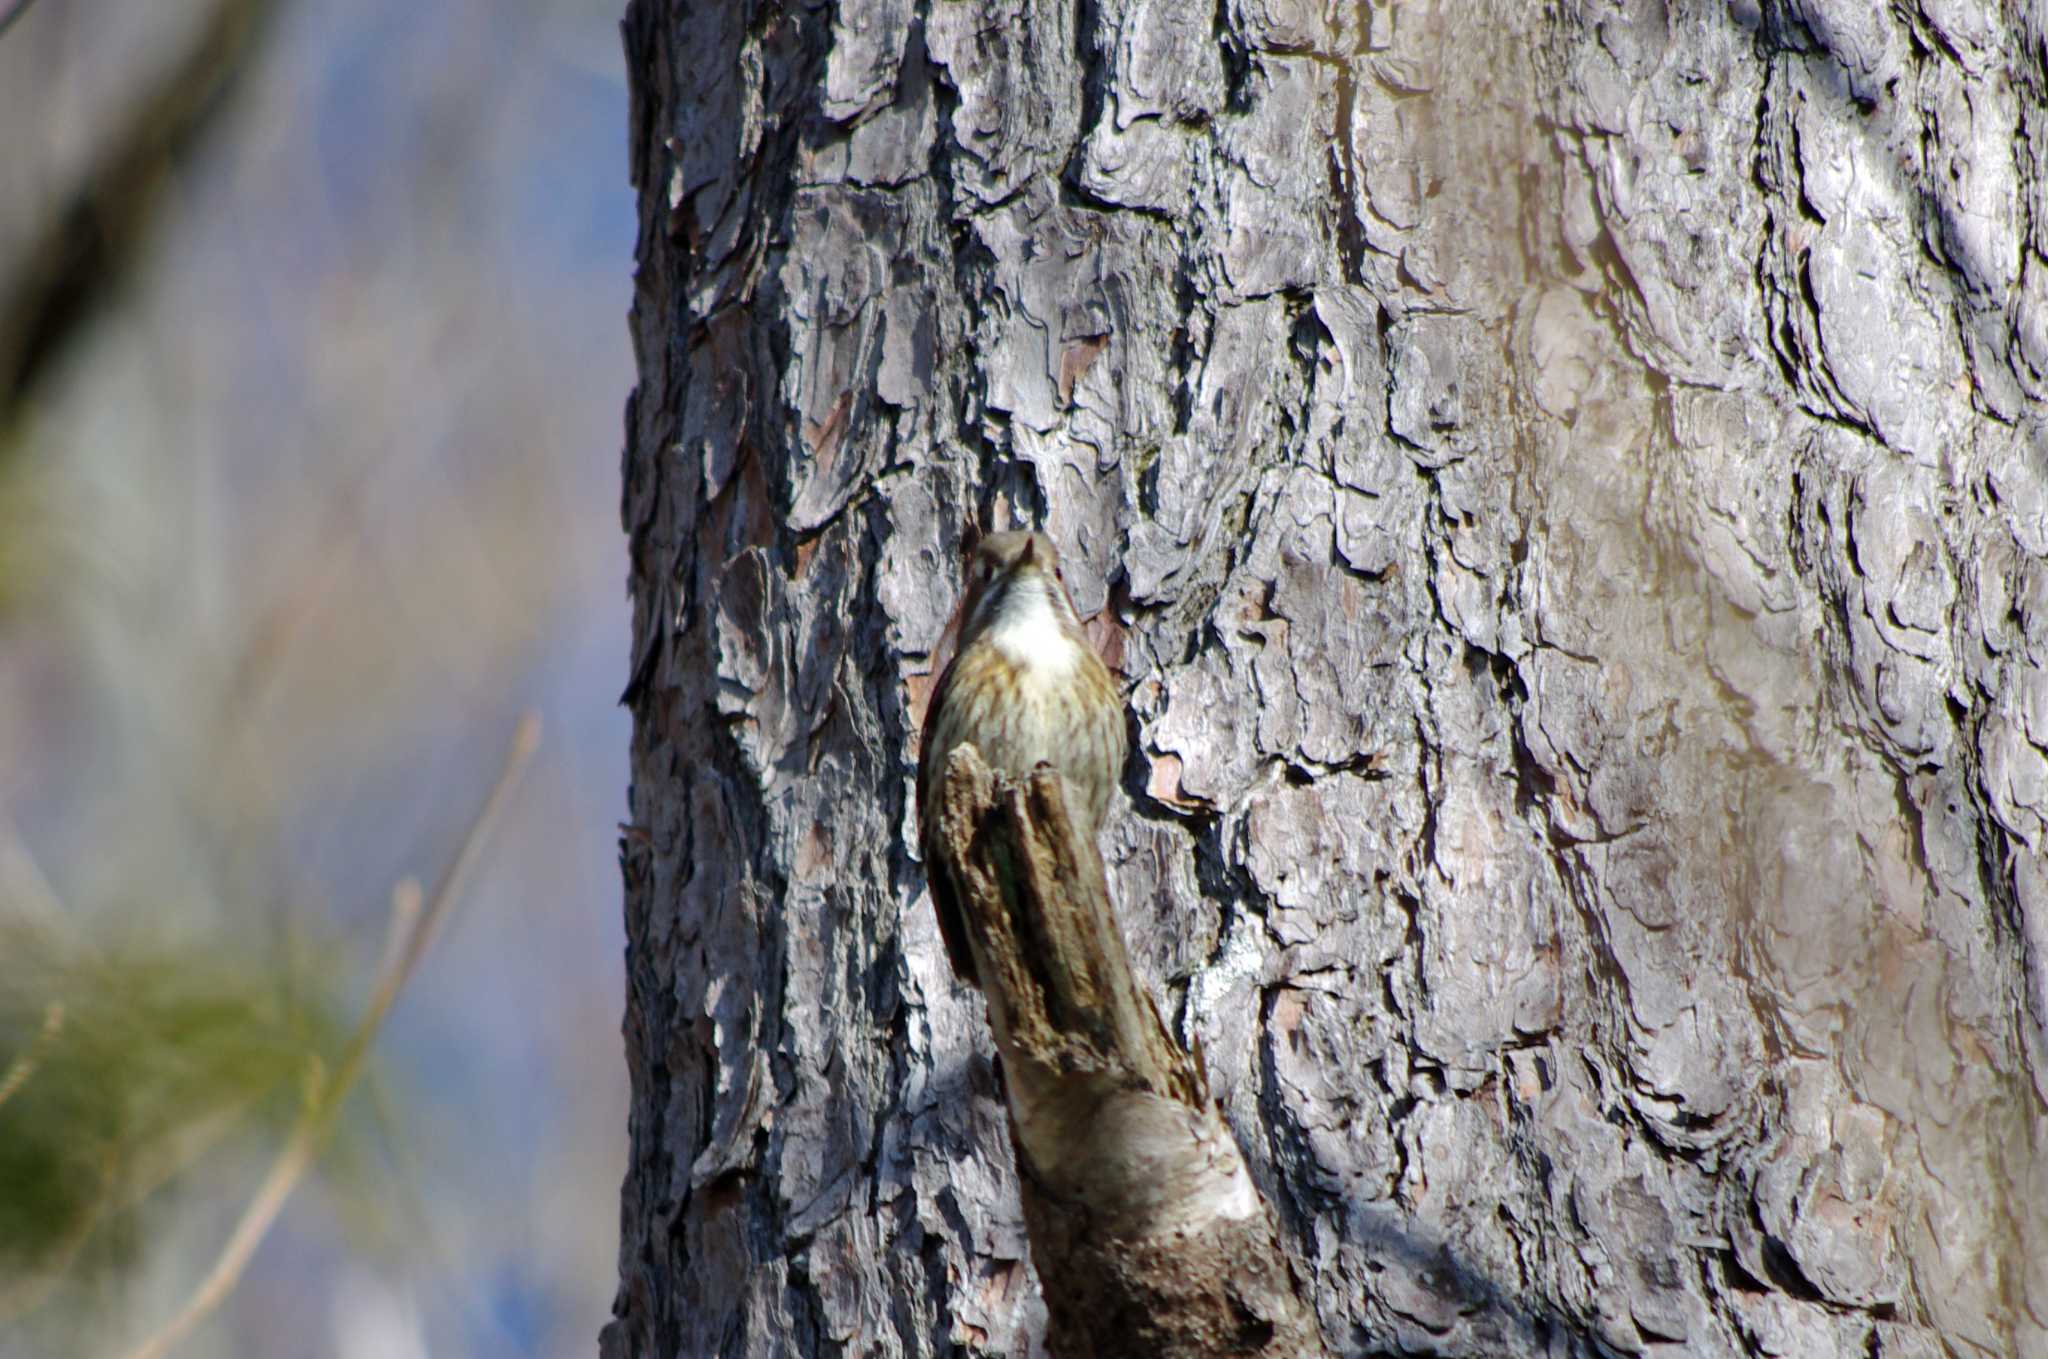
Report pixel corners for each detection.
[0,0,277,414]
[936,746,1330,1359]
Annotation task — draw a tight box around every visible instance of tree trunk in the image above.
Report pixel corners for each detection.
[610,2,2048,1356]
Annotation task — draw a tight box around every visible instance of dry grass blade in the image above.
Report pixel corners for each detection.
[115,711,542,1359]
[0,1000,61,1112]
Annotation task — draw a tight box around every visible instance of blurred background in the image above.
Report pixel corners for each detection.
[0,1,632,1356]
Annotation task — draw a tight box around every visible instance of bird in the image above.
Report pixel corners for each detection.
[916,530,1127,987]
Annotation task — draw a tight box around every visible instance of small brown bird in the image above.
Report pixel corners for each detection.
[917,530,1127,986]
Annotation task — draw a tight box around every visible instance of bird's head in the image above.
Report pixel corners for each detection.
[957,530,1086,654]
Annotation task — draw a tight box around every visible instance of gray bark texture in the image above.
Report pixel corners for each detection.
[610,1,2048,1356]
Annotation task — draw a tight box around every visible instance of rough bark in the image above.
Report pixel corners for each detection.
[934,749,1323,1358]
[613,2,2048,1357]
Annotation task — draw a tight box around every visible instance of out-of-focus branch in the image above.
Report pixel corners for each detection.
[934,747,1327,1359]
[0,0,278,414]
[0,1142,113,1321]
[0,0,43,43]
[115,712,542,1359]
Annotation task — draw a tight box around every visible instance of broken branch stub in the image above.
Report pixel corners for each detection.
[935,745,1328,1359]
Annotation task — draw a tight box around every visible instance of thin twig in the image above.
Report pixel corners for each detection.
[116,712,541,1359]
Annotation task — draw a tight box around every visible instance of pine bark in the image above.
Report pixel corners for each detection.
[611,3,2048,1356]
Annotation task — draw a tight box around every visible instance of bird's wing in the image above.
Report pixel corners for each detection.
[916,656,980,987]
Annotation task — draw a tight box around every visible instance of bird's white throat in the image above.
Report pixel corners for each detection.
[986,581,1082,679]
